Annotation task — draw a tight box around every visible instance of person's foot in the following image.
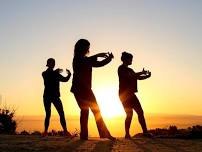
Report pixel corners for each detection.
[125,134,132,139]
[133,132,153,138]
[42,131,48,137]
[107,135,116,141]
[64,131,71,136]
[64,131,77,139]
[143,132,153,138]
[80,136,88,140]
[100,135,116,141]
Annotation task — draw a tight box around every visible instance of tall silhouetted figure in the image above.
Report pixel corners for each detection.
[71,39,115,140]
[42,58,72,137]
[118,52,151,139]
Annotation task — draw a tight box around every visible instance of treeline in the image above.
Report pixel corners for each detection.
[18,129,79,136]
[135,125,202,139]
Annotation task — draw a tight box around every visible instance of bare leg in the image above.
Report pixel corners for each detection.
[74,94,89,140]
[53,98,72,136]
[43,97,51,136]
[88,91,115,140]
[133,95,148,133]
[125,108,133,138]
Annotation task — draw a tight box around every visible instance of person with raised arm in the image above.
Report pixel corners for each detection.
[42,58,72,137]
[118,52,152,139]
[71,39,115,140]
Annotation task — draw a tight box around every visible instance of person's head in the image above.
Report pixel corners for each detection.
[74,39,90,57]
[46,58,55,69]
[121,52,133,65]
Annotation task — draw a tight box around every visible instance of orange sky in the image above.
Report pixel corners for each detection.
[0,1,202,117]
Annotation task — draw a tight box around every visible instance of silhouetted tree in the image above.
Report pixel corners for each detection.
[0,107,16,134]
[20,130,30,135]
[168,125,178,134]
[188,125,202,139]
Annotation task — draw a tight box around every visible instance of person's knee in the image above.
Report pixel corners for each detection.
[45,109,51,116]
[126,110,133,118]
[91,107,100,115]
[81,109,89,115]
[59,111,65,118]
[45,113,51,120]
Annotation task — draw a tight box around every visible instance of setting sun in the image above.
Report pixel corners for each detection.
[94,87,125,118]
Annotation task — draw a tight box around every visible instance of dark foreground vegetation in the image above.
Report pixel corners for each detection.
[0,107,16,134]
[135,125,202,139]
[1,106,202,139]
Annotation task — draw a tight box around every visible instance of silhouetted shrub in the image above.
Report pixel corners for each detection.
[20,130,30,135]
[0,107,17,134]
[168,125,178,134]
[143,125,202,139]
[188,125,202,139]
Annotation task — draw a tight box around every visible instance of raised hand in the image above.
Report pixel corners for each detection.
[142,68,147,74]
[108,52,114,59]
[66,69,71,75]
[147,71,151,77]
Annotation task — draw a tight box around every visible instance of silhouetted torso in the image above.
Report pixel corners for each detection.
[118,64,138,93]
[42,68,70,98]
[71,56,97,93]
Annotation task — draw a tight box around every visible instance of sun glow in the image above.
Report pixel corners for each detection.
[94,87,125,118]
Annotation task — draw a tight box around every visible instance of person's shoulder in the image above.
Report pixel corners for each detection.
[118,65,122,70]
[118,65,127,70]
[128,67,135,72]
[74,55,83,60]
[42,70,47,76]
[128,67,133,70]
[42,69,54,76]
[118,64,124,68]
[73,56,85,63]
[118,65,126,73]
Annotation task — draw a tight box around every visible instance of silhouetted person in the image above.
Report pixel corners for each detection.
[42,58,72,137]
[71,39,115,140]
[118,52,151,139]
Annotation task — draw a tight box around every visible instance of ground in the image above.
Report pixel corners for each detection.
[0,135,202,152]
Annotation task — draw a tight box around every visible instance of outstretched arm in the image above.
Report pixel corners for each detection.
[137,71,151,80]
[58,69,72,82]
[91,53,109,58]
[135,68,147,77]
[90,52,114,67]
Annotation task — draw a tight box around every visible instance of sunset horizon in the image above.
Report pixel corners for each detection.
[1,1,202,151]
[0,0,202,139]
